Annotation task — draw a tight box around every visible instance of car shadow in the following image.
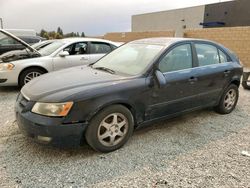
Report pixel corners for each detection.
[0,86,20,93]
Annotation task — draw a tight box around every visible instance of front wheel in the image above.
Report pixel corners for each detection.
[214,84,239,114]
[19,68,45,87]
[85,105,134,153]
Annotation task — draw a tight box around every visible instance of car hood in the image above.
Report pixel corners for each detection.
[21,66,130,102]
[0,49,41,63]
[0,29,40,55]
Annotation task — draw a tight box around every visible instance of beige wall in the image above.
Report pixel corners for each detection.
[132,5,205,37]
[102,27,250,67]
[103,31,175,42]
[184,27,250,67]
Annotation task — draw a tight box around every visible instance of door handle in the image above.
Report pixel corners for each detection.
[188,76,198,82]
[80,57,89,60]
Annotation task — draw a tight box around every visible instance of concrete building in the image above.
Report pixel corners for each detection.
[132,0,250,37]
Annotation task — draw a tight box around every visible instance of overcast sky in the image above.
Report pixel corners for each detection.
[0,0,232,36]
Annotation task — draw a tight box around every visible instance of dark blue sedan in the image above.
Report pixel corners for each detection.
[16,38,243,152]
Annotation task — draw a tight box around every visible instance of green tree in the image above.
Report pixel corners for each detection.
[40,29,47,38]
[57,27,63,36]
[81,32,85,37]
[43,32,49,39]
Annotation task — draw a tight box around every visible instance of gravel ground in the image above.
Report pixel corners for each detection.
[0,86,249,187]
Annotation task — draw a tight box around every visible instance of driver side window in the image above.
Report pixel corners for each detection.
[159,44,193,73]
[63,42,88,55]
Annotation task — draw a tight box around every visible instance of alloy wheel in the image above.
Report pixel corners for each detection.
[97,113,128,147]
[224,89,236,111]
[24,72,42,84]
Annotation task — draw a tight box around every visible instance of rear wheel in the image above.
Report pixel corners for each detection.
[242,80,250,90]
[242,72,250,90]
[214,84,239,114]
[85,105,134,153]
[19,68,45,87]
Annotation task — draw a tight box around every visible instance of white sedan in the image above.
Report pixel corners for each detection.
[0,34,120,87]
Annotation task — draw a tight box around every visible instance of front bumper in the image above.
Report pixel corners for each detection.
[0,69,19,86]
[15,94,88,146]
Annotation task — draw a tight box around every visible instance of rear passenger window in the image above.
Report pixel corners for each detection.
[218,49,228,63]
[90,42,112,54]
[159,44,192,73]
[195,44,219,66]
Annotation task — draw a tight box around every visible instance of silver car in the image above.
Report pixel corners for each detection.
[0,30,120,87]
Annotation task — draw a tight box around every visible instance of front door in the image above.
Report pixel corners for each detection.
[148,43,200,120]
[52,42,90,71]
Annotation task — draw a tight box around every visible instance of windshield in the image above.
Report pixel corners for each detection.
[93,43,164,76]
[38,41,65,56]
[31,42,45,49]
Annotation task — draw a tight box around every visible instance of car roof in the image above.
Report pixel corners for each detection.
[130,37,213,46]
[60,37,118,45]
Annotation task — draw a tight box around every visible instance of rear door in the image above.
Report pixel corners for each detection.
[88,42,113,63]
[192,42,234,106]
[148,43,201,119]
[52,41,90,70]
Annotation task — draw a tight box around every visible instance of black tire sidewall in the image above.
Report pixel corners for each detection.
[19,68,45,87]
[242,81,250,90]
[85,105,134,153]
[216,84,239,114]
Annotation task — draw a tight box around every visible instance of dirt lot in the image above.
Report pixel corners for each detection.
[0,86,249,187]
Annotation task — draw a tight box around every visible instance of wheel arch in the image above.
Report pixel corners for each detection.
[18,66,48,85]
[87,100,138,127]
[230,78,241,87]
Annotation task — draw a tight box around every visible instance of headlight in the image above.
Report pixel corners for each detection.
[0,63,15,71]
[31,102,73,117]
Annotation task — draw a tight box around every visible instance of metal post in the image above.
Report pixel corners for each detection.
[0,18,3,29]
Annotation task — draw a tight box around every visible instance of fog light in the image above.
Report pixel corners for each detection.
[37,136,52,142]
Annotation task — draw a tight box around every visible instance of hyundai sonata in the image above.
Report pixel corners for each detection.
[16,38,243,152]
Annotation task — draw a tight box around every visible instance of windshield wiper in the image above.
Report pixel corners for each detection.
[93,66,116,74]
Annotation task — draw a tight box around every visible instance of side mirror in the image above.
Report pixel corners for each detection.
[154,70,166,88]
[59,51,69,57]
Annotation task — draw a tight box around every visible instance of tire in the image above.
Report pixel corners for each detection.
[19,68,45,87]
[85,105,134,153]
[214,84,239,114]
[242,81,250,90]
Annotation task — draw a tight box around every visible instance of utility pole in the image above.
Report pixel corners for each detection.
[0,18,3,29]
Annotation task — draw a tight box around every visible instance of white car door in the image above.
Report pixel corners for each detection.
[88,42,114,63]
[52,42,90,71]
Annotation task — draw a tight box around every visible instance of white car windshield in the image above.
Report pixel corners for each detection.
[38,41,65,56]
[92,43,164,76]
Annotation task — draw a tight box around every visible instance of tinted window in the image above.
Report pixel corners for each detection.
[195,43,220,66]
[0,37,18,45]
[90,42,112,54]
[159,44,192,73]
[21,37,31,44]
[218,49,229,63]
[110,44,118,50]
[19,37,40,44]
